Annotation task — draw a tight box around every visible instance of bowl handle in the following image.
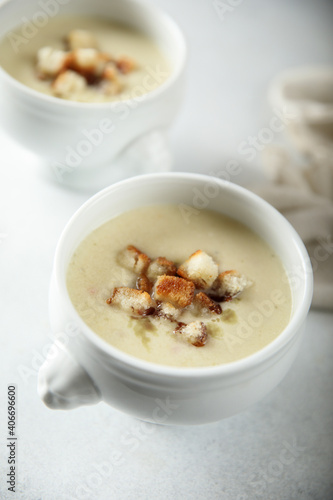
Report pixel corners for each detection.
[38,341,101,410]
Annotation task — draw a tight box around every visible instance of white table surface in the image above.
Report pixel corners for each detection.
[1,0,333,499]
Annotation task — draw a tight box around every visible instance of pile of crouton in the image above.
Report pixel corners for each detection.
[36,29,136,99]
[106,245,250,348]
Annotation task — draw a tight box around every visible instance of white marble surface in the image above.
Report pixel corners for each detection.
[1,0,333,499]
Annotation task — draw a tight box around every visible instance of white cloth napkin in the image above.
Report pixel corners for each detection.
[249,67,333,310]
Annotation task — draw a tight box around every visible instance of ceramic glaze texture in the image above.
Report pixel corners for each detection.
[38,174,313,424]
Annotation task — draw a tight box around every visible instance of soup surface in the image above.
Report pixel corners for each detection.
[0,16,170,102]
[67,205,292,367]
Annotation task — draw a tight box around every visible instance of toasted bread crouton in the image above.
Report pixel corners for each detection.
[136,274,153,293]
[175,321,207,347]
[118,245,151,274]
[68,48,110,81]
[177,250,218,289]
[154,275,195,308]
[193,292,222,315]
[100,79,123,96]
[52,70,87,97]
[211,270,250,300]
[147,257,177,282]
[37,46,68,78]
[116,56,136,74]
[106,287,154,316]
[157,301,181,321]
[103,62,118,81]
[67,30,98,50]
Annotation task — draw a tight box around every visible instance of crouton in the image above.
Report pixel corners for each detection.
[174,321,207,347]
[100,79,123,96]
[52,70,87,98]
[193,292,222,315]
[68,48,110,82]
[147,257,177,282]
[177,250,218,289]
[154,275,195,308]
[118,245,151,274]
[211,270,250,301]
[157,301,181,321]
[116,56,136,74]
[136,274,153,293]
[106,287,154,316]
[37,46,68,78]
[103,62,118,81]
[67,30,98,50]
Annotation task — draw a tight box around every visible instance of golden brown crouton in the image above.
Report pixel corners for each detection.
[157,301,181,321]
[193,292,222,315]
[103,62,118,81]
[154,275,195,308]
[211,270,250,301]
[106,287,154,316]
[136,274,153,293]
[68,48,110,82]
[100,79,123,96]
[37,46,68,78]
[177,250,219,289]
[102,62,124,95]
[52,70,87,97]
[118,245,151,274]
[67,30,98,50]
[116,56,136,74]
[147,257,177,282]
[174,321,208,347]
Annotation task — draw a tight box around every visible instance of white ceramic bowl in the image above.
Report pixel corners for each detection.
[0,0,186,178]
[38,173,313,425]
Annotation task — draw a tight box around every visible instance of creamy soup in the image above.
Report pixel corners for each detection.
[0,16,170,103]
[66,206,292,367]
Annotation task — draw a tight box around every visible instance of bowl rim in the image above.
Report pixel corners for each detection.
[0,0,187,109]
[54,172,313,379]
